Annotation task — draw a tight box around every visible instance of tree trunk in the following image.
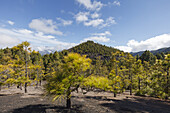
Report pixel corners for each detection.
[130,86,132,95]
[25,82,27,93]
[36,82,38,88]
[66,88,71,108]
[114,92,116,97]
[114,63,117,97]
[8,84,10,88]
[138,76,141,91]
[39,71,42,86]
[0,85,1,91]
[25,47,28,93]
[129,69,132,95]
[166,69,169,94]
[20,83,22,90]
[66,96,71,108]
[39,79,41,86]
[121,72,125,93]
[36,68,39,88]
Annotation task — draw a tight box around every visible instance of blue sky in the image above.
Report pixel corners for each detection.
[0,0,170,52]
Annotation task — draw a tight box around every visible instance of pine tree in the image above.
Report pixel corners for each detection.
[162,54,170,96]
[45,53,91,108]
[125,53,136,95]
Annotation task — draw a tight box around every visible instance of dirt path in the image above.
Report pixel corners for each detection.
[0,86,169,113]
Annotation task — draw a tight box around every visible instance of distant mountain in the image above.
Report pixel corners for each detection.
[39,49,55,55]
[68,41,123,62]
[131,47,170,56]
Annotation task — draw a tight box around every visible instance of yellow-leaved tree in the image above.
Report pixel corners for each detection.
[45,53,91,108]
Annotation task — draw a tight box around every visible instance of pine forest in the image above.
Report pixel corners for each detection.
[0,41,169,109]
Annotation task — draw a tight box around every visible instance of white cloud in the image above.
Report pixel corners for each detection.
[0,27,76,51]
[92,31,111,36]
[0,34,20,48]
[56,18,73,26]
[106,17,116,24]
[113,1,120,6]
[75,12,103,27]
[115,46,132,52]
[115,34,170,52]
[75,12,89,22]
[75,11,116,28]
[34,46,55,52]
[35,32,55,39]
[29,18,63,35]
[101,17,116,28]
[82,31,111,43]
[108,1,120,6]
[83,36,110,42]
[14,29,33,34]
[91,12,100,19]
[33,42,76,52]
[76,0,103,11]
[84,19,104,27]
[7,20,14,25]
[84,17,116,28]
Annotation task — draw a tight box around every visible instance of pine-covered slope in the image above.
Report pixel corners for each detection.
[68,41,122,60]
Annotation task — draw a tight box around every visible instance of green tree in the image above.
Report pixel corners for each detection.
[149,60,165,98]
[109,69,122,97]
[156,53,163,60]
[83,75,111,92]
[45,53,91,108]
[162,54,170,96]
[133,60,145,95]
[125,53,136,95]
[0,65,8,90]
[140,50,156,65]
[22,41,30,93]
[12,55,25,90]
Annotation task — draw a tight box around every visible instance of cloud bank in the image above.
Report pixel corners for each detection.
[115,34,170,52]
[0,27,76,51]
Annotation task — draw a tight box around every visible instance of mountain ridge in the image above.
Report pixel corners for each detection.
[131,47,170,56]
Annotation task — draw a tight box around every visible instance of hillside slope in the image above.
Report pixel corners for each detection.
[68,41,122,60]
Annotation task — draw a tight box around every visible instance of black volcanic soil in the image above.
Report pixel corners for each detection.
[0,86,170,113]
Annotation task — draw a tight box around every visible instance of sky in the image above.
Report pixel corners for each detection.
[0,0,170,52]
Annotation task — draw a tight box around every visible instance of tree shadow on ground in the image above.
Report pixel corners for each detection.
[101,98,170,113]
[11,104,84,113]
[0,94,9,96]
[83,95,170,113]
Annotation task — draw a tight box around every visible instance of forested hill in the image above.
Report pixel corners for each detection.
[67,41,123,61]
[131,47,170,56]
